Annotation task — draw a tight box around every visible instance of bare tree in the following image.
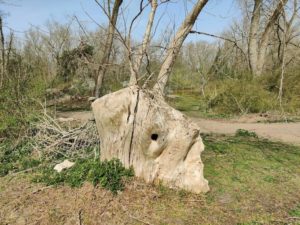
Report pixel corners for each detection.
[128,0,158,85]
[278,0,299,107]
[248,0,288,76]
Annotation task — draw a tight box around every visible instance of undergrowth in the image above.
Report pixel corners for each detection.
[0,120,133,194]
[33,158,134,194]
[0,139,41,176]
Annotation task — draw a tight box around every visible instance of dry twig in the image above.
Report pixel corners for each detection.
[29,113,99,160]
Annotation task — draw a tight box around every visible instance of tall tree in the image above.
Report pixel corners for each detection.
[248,0,288,76]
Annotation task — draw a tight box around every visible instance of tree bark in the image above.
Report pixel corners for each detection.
[248,0,261,75]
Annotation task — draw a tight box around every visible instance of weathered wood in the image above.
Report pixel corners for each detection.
[92,86,209,193]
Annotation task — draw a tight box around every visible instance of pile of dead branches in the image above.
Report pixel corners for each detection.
[30,113,99,160]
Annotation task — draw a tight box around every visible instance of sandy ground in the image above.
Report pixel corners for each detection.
[57,111,300,146]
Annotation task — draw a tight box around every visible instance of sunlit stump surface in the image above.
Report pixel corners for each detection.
[92,86,209,193]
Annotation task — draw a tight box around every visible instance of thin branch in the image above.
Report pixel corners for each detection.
[129,0,158,85]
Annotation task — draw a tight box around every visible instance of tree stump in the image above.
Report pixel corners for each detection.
[92,86,209,193]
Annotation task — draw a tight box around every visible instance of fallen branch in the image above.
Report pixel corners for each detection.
[30,113,99,160]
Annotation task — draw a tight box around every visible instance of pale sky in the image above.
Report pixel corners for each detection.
[1,0,241,42]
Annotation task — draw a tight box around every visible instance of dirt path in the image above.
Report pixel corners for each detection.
[193,118,300,145]
[56,111,300,146]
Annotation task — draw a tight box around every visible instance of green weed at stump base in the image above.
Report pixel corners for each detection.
[33,158,134,194]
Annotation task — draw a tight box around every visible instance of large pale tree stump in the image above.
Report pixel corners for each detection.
[92,86,209,193]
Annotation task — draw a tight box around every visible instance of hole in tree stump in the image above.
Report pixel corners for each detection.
[151,133,158,141]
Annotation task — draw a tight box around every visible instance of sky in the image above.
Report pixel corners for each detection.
[1,0,241,43]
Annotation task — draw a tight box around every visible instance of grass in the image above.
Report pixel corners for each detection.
[0,139,133,194]
[167,92,232,119]
[200,131,300,224]
[1,130,300,224]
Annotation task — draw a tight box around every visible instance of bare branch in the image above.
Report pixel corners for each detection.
[190,30,247,57]
[129,0,158,85]
[153,0,209,95]
[94,0,123,97]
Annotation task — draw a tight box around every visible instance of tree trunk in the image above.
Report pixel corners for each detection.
[248,0,288,76]
[0,16,5,88]
[92,86,209,193]
[94,0,123,98]
[129,0,158,85]
[248,0,261,75]
[153,0,209,94]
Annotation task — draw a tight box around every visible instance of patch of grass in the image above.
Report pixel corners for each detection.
[1,133,300,224]
[168,93,202,112]
[33,158,134,194]
[167,93,232,119]
[237,222,263,225]
[289,204,300,217]
[235,129,258,138]
[202,133,300,222]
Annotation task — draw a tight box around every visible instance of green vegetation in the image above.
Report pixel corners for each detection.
[235,129,258,138]
[200,131,300,223]
[289,204,300,217]
[0,139,133,194]
[168,92,232,119]
[0,139,41,176]
[34,158,134,194]
[168,77,297,118]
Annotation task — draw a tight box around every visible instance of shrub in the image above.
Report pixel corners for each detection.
[205,79,275,114]
[235,129,258,138]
